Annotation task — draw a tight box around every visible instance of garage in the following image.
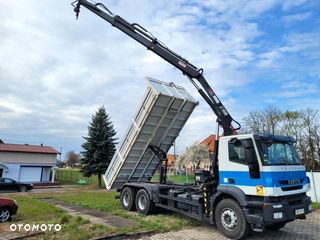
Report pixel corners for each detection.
[0,142,58,183]
[19,166,42,182]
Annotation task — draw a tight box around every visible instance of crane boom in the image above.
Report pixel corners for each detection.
[72,0,240,135]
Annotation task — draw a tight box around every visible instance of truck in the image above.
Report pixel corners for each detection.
[72,1,313,239]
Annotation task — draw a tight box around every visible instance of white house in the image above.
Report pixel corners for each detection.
[0,142,59,183]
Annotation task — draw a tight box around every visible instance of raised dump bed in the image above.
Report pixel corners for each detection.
[104,78,198,190]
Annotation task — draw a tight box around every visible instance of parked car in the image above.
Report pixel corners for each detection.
[0,198,18,222]
[0,178,33,192]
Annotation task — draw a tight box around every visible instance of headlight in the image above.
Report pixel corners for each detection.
[273,212,283,219]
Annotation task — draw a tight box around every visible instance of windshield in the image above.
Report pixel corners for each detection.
[259,141,301,166]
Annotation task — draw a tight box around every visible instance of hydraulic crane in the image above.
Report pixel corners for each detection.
[71,1,312,239]
[72,0,241,137]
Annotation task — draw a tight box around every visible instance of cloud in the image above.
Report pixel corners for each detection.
[0,0,319,155]
[282,0,308,11]
[282,12,312,24]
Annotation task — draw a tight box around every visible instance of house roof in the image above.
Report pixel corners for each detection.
[200,134,216,153]
[0,143,59,154]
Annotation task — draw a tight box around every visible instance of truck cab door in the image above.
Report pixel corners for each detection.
[242,139,260,179]
[219,138,262,190]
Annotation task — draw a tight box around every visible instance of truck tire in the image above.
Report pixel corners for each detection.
[135,189,154,215]
[266,222,286,230]
[215,198,250,240]
[120,187,136,211]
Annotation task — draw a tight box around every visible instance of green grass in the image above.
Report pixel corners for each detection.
[56,168,106,187]
[151,173,195,183]
[56,169,194,187]
[37,191,199,234]
[7,195,114,240]
[312,202,320,209]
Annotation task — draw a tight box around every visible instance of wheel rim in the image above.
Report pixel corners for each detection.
[20,186,27,192]
[221,208,238,230]
[123,192,130,207]
[138,195,146,210]
[0,209,10,222]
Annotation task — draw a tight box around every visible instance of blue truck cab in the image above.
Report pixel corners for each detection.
[217,133,312,234]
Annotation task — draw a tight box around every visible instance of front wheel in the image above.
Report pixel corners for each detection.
[0,208,11,222]
[215,199,250,240]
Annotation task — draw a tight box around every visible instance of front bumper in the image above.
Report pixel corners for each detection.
[245,193,312,227]
[263,194,312,225]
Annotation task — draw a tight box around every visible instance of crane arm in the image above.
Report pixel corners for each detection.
[72,0,240,136]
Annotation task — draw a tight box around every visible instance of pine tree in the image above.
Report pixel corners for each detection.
[81,106,117,188]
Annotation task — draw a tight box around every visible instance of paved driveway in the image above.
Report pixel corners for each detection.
[136,210,320,240]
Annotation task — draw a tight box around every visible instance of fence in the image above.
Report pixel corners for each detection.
[307,171,320,203]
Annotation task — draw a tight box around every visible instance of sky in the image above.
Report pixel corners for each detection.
[0,0,319,159]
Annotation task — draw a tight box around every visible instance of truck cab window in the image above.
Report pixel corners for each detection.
[228,140,247,165]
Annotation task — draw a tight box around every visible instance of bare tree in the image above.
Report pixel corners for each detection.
[242,111,264,133]
[176,144,210,169]
[301,109,319,171]
[242,107,320,171]
[262,106,282,134]
[65,151,80,168]
[281,111,303,139]
[242,106,282,134]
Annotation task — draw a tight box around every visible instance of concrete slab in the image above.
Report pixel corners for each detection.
[0,224,42,240]
[41,199,138,228]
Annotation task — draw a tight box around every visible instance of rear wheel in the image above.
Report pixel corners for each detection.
[120,187,136,211]
[215,199,250,240]
[266,222,286,230]
[135,189,154,215]
[0,208,11,222]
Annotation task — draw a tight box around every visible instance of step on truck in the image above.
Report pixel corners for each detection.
[72,1,313,239]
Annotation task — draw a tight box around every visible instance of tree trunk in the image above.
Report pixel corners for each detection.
[98,173,102,188]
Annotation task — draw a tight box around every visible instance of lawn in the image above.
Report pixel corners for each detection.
[151,173,195,184]
[38,191,199,233]
[4,189,198,239]
[55,168,106,187]
[56,168,195,186]
[312,202,320,209]
[6,195,114,240]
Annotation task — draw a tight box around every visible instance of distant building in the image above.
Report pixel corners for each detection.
[199,134,216,155]
[166,154,175,171]
[182,134,216,173]
[0,142,59,183]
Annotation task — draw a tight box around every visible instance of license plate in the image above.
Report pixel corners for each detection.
[295,208,305,215]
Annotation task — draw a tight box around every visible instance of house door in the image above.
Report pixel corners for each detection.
[0,169,3,178]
